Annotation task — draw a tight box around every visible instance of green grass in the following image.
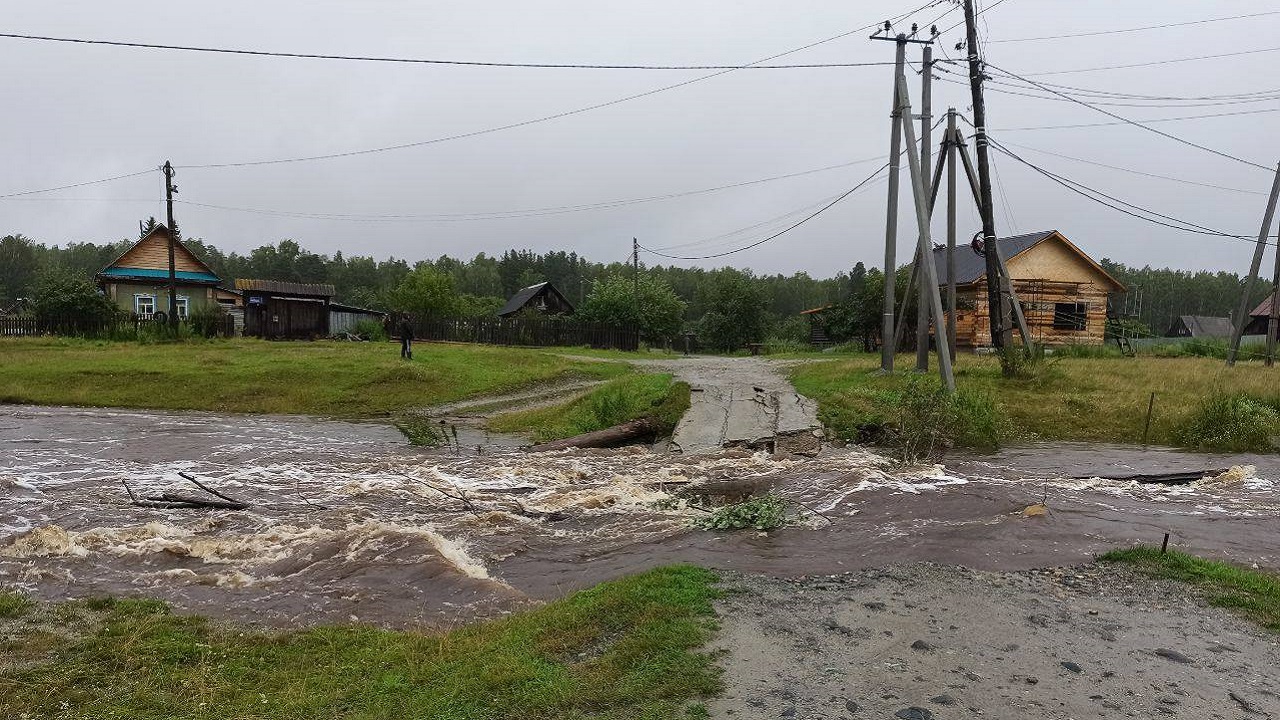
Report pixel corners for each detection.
[1100,547,1280,632]
[1175,393,1280,452]
[488,374,691,443]
[790,353,1280,450]
[0,590,33,618]
[0,566,722,719]
[0,337,629,417]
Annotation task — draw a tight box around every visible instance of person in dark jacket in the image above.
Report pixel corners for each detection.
[397,314,414,360]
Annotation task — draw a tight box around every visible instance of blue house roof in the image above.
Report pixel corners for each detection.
[99,267,221,283]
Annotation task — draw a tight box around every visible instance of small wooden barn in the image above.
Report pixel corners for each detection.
[800,306,834,346]
[235,279,334,339]
[497,281,574,318]
[1167,315,1233,339]
[931,230,1125,349]
[96,224,222,320]
[1243,293,1280,336]
[329,303,388,336]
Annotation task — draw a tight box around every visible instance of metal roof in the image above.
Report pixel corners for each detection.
[497,282,549,317]
[1171,315,1234,338]
[99,267,221,283]
[931,230,1056,286]
[234,279,335,297]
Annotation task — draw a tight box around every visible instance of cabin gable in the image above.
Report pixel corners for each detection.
[1004,233,1123,291]
[98,226,220,283]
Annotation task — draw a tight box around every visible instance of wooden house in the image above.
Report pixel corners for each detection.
[497,281,574,318]
[96,224,222,320]
[234,279,334,339]
[1243,293,1280,336]
[931,230,1125,349]
[1167,315,1233,339]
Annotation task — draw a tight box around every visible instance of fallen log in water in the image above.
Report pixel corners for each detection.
[525,418,658,453]
[122,474,250,510]
[1072,469,1232,486]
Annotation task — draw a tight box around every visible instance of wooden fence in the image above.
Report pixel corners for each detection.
[0,314,235,339]
[410,317,639,351]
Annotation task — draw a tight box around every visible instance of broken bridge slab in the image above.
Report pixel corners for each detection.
[672,383,823,455]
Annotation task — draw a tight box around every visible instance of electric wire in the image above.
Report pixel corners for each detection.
[1022,46,1280,76]
[638,163,889,260]
[982,62,1274,172]
[176,0,942,169]
[996,107,1280,132]
[0,31,896,70]
[988,10,1280,43]
[0,168,155,199]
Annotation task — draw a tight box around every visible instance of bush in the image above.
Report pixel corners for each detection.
[1176,393,1280,452]
[890,376,1007,462]
[352,318,388,341]
[187,306,226,338]
[1051,343,1124,359]
[694,494,789,531]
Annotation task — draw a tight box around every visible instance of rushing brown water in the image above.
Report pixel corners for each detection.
[3,404,1278,629]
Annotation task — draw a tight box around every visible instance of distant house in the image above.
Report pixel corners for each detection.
[799,306,834,346]
[931,229,1126,349]
[235,279,335,339]
[497,281,574,318]
[96,224,222,320]
[1243,293,1280,336]
[1166,315,1233,339]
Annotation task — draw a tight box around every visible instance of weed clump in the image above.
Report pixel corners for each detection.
[889,376,1008,462]
[694,494,789,531]
[0,591,33,618]
[1175,393,1280,452]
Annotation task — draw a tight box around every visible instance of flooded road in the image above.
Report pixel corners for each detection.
[3,404,1279,629]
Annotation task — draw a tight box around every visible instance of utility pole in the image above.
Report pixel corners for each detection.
[632,237,640,310]
[880,34,907,373]
[1228,162,1280,366]
[945,108,958,357]
[962,0,1010,354]
[915,44,934,371]
[163,160,178,334]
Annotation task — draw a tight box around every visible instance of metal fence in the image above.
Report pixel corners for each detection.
[409,316,639,351]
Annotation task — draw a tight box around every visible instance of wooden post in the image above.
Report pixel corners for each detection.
[881,37,907,374]
[916,45,934,371]
[896,71,955,392]
[892,141,949,354]
[163,161,178,334]
[1228,162,1280,366]
[946,110,959,357]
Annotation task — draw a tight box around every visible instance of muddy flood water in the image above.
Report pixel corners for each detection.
[3,403,1279,628]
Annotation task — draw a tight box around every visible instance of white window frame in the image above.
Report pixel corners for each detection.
[175,296,190,320]
[134,294,156,317]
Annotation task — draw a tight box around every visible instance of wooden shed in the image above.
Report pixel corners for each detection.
[931,230,1125,349]
[234,279,334,339]
[497,281,574,318]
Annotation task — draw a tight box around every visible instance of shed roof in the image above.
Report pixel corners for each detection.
[1172,315,1234,338]
[234,279,335,297]
[1250,292,1280,318]
[931,229,1124,291]
[498,282,553,317]
[329,302,387,316]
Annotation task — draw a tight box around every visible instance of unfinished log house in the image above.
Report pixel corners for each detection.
[931,230,1125,349]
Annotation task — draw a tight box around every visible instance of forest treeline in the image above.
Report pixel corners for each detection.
[0,223,1266,347]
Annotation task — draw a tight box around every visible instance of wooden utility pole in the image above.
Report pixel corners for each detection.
[915,44,934,371]
[945,108,958,356]
[895,70,954,392]
[880,35,907,373]
[961,0,1010,354]
[163,160,178,333]
[1227,163,1280,366]
[632,237,640,310]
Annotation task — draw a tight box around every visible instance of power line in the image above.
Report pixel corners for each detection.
[0,31,896,70]
[996,107,1280,132]
[0,168,155,199]
[176,1,942,170]
[939,0,1013,35]
[176,154,888,222]
[983,62,1274,172]
[638,163,888,260]
[992,139,1267,196]
[1022,46,1280,76]
[988,10,1280,43]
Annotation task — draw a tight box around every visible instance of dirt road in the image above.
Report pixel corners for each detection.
[709,563,1280,719]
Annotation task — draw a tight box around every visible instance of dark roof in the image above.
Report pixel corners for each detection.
[329,302,387,316]
[1250,292,1279,318]
[1170,315,1234,338]
[498,282,552,317]
[931,230,1055,285]
[234,279,335,297]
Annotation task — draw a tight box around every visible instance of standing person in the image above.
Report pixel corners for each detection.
[398,313,414,360]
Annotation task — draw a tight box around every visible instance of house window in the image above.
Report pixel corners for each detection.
[134,294,156,317]
[1053,302,1088,331]
[176,296,189,320]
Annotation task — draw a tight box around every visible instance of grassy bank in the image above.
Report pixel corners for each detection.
[488,373,691,443]
[1100,547,1280,632]
[0,566,721,720]
[790,354,1280,450]
[0,338,629,417]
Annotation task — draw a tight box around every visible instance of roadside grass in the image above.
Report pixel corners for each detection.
[790,353,1280,450]
[0,566,722,720]
[0,337,629,417]
[0,590,33,618]
[488,374,691,443]
[1099,547,1280,632]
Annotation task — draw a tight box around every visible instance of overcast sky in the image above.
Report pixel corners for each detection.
[2,0,1278,278]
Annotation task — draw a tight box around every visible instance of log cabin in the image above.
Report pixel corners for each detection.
[931,230,1125,349]
[497,281,575,318]
[96,224,222,320]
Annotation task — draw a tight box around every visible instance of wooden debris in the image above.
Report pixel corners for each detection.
[524,418,658,453]
[1071,469,1231,486]
[122,474,250,510]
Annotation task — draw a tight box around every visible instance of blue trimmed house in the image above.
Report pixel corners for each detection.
[96,224,222,320]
